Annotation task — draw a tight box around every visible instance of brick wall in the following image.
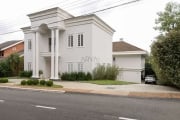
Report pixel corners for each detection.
[3,42,24,57]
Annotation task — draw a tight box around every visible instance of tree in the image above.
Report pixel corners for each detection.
[0,53,24,77]
[151,2,180,88]
[155,2,180,33]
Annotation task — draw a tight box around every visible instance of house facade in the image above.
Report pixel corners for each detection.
[0,40,24,60]
[22,7,114,80]
[113,41,147,83]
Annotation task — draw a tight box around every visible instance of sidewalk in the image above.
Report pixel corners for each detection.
[2,79,180,99]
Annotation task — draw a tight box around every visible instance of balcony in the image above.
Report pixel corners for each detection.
[40,52,51,57]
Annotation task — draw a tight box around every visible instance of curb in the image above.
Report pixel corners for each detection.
[0,85,180,99]
[0,86,65,93]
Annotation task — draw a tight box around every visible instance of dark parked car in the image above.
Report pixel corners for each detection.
[145,75,156,84]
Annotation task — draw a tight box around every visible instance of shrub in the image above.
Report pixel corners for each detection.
[61,72,92,81]
[93,64,106,80]
[26,79,33,85]
[0,78,8,83]
[105,65,119,80]
[46,80,53,86]
[32,79,39,85]
[21,80,27,85]
[86,72,92,80]
[61,72,69,80]
[77,72,86,80]
[40,80,46,85]
[92,64,119,80]
[19,71,32,78]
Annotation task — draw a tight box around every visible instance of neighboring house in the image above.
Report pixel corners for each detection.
[0,40,24,60]
[113,40,147,83]
[21,7,115,80]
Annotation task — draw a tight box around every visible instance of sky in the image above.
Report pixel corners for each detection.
[0,0,179,52]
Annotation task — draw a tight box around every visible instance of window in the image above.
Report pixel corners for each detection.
[68,63,73,72]
[28,39,32,50]
[28,62,32,71]
[78,33,84,47]
[78,62,83,72]
[68,35,73,47]
[49,38,51,52]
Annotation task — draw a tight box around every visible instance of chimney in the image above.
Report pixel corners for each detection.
[119,38,123,41]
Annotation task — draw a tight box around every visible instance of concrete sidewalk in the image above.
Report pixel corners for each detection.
[5,79,180,99]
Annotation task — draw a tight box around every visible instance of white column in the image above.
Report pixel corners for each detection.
[32,32,36,78]
[50,29,55,79]
[35,31,39,78]
[55,28,59,79]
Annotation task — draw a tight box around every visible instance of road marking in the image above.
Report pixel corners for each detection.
[35,105,56,110]
[119,117,137,120]
[0,100,4,103]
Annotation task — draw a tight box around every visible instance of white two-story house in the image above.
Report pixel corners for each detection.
[22,7,115,80]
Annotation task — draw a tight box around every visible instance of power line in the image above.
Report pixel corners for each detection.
[0,0,142,36]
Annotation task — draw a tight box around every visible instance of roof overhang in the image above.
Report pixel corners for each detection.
[1,40,24,51]
[113,51,147,56]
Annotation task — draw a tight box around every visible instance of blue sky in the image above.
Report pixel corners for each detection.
[0,0,179,52]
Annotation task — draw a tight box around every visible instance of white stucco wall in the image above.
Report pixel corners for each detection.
[113,54,144,83]
[24,32,34,71]
[92,24,112,69]
[59,23,92,73]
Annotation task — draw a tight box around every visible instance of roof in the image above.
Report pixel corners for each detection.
[113,41,145,52]
[0,40,23,51]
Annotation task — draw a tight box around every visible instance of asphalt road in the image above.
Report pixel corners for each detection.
[0,88,180,120]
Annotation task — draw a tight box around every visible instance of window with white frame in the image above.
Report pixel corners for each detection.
[78,33,84,47]
[28,62,32,71]
[78,62,83,72]
[28,39,32,50]
[68,35,73,47]
[68,63,73,72]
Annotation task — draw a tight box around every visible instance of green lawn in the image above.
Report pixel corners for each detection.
[83,80,135,85]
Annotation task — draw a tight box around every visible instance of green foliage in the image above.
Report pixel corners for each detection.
[92,64,119,80]
[155,2,180,32]
[26,79,33,85]
[21,80,27,85]
[32,80,39,85]
[19,71,32,78]
[61,72,92,81]
[46,80,53,86]
[152,2,180,88]
[151,31,180,88]
[0,53,24,77]
[0,60,11,77]
[0,78,8,83]
[40,80,46,85]
[86,72,92,80]
[93,64,106,80]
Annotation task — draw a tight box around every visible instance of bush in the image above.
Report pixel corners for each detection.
[46,80,53,86]
[92,64,119,80]
[26,79,33,85]
[40,80,46,85]
[21,80,27,85]
[93,64,106,80]
[32,80,39,85]
[0,78,8,83]
[61,72,92,81]
[86,72,92,80]
[19,71,32,78]
[77,72,86,80]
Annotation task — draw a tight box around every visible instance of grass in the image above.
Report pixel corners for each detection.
[83,80,135,85]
